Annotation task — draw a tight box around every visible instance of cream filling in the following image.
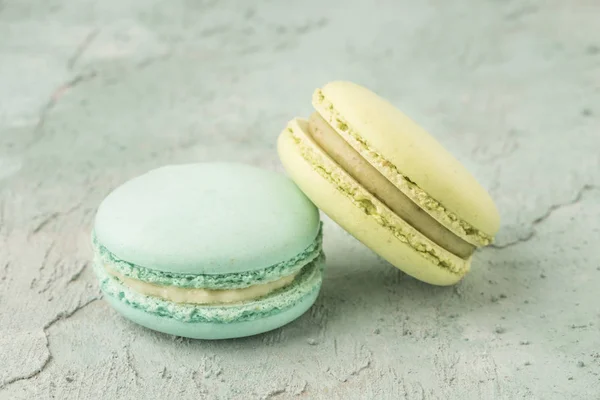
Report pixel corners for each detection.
[308,113,475,259]
[105,264,300,305]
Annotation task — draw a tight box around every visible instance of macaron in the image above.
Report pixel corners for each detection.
[277,81,499,285]
[92,163,324,339]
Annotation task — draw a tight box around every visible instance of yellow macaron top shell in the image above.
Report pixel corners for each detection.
[313,81,500,245]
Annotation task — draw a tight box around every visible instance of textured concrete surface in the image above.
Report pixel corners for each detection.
[1,0,599,399]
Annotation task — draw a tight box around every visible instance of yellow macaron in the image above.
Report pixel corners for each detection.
[277,81,500,285]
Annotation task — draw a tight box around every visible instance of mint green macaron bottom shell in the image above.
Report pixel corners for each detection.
[94,255,324,339]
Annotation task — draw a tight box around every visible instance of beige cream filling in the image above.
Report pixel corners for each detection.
[308,113,475,259]
[105,264,300,305]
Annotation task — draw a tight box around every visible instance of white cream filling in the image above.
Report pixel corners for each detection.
[105,264,300,305]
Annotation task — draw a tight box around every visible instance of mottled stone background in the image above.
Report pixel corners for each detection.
[1,0,599,399]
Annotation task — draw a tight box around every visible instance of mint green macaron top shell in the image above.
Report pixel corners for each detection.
[94,163,321,275]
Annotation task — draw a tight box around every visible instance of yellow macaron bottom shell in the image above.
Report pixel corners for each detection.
[313,89,494,247]
[105,264,302,305]
[279,119,469,286]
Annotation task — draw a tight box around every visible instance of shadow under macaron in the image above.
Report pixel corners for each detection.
[108,220,531,345]
[305,217,533,329]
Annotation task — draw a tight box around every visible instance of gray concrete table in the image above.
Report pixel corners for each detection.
[1,0,599,399]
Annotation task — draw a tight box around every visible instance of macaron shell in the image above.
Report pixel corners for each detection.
[94,163,320,274]
[278,120,467,285]
[315,81,500,239]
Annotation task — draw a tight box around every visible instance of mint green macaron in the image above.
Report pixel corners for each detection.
[92,163,324,339]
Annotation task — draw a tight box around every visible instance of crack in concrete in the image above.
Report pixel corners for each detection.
[0,296,101,389]
[32,212,61,234]
[490,354,501,396]
[27,72,98,150]
[22,24,103,151]
[492,184,599,249]
[326,345,372,383]
[160,366,170,380]
[262,378,308,399]
[68,28,100,69]
[350,359,371,377]
[30,200,85,236]
[38,258,63,294]
[491,231,535,250]
[124,345,141,385]
[0,261,9,283]
[67,261,88,284]
[263,388,286,399]
[400,379,427,400]
[31,241,55,290]
[23,39,168,153]
[295,381,308,396]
